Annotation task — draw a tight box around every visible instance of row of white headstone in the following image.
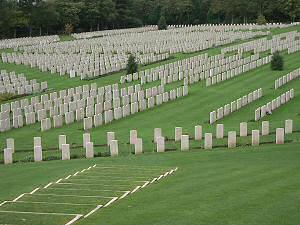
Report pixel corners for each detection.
[255,89,294,121]
[168,23,297,30]
[222,31,300,54]
[1,83,175,131]
[0,35,59,50]
[36,85,188,131]
[2,27,269,79]
[1,51,170,80]
[121,31,299,87]
[3,119,294,164]
[210,88,263,124]
[48,86,188,131]
[73,23,291,40]
[1,81,178,132]
[72,26,157,39]
[0,70,47,95]
[274,68,300,89]
[206,54,270,86]
[19,28,263,56]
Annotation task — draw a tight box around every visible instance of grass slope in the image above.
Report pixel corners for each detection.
[0,50,300,161]
[0,25,300,225]
[1,143,300,225]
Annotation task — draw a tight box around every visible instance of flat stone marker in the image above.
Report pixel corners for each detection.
[134,138,143,154]
[261,121,269,136]
[61,144,70,160]
[181,135,189,151]
[251,130,260,146]
[107,132,115,146]
[130,130,138,145]
[276,128,285,144]
[4,148,13,164]
[85,142,94,158]
[110,140,119,157]
[240,122,248,137]
[204,133,212,150]
[154,128,162,143]
[228,131,236,148]
[194,125,202,140]
[59,135,66,150]
[6,138,15,153]
[216,124,224,139]
[156,136,165,152]
[83,133,90,148]
[285,119,293,134]
[175,127,182,141]
[34,146,43,162]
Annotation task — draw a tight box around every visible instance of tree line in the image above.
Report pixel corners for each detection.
[0,0,299,39]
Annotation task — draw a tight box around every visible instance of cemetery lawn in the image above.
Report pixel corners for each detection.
[1,143,300,225]
[1,25,300,224]
[1,49,300,162]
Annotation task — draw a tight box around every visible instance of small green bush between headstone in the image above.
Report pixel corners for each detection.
[126,54,138,75]
[271,51,284,71]
[256,14,267,25]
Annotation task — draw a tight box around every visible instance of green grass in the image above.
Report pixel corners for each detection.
[0,25,300,225]
[1,49,300,162]
[0,158,172,224]
[59,35,75,42]
[1,143,300,225]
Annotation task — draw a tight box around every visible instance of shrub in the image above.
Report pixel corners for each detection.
[271,51,284,71]
[257,14,267,25]
[65,23,74,35]
[158,16,167,30]
[126,54,138,75]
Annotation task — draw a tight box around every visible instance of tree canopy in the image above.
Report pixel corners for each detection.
[0,0,299,38]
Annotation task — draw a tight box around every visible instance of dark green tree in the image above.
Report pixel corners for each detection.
[158,16,167,30]
[0,0,300,39]
[126,54,138,75]
[271,51,284,71]
[256,14,267,24]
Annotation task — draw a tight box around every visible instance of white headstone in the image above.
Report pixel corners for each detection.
[34,146,43,162]
[251,130,260,146]
[154,128,162,143]
[130,130,138,145]
[85,142,94,158]
[285,119,293,134]
[194,125,202,140]
[59,135,66,150]
[261,121,269,136]
[156,136,165,152]
[240,122,248,137]
[134,138,143,155]
[276,128,284,144]
[4,148,13,164]
[6,138,15,153]
[228,131,236,148]
[61,144,70,160]
[204,133,213,150]
[175,127,182,141]
[216,124,224,139]
[107,132,115,146]
[83,133,90,148]
[34,137,41,147]
[181,135,189,151]
[110,140,119,157]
